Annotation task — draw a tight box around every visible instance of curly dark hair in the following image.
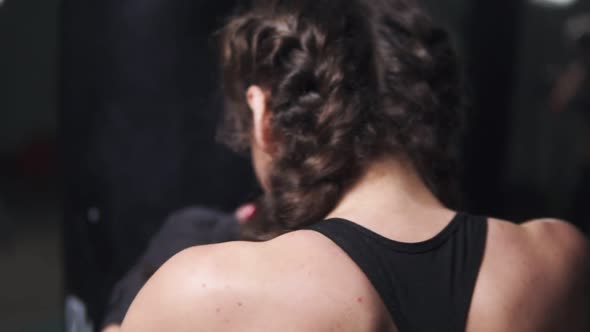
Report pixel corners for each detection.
[219,0,465,240]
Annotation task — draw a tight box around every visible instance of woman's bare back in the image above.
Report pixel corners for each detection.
[120,214,588,332]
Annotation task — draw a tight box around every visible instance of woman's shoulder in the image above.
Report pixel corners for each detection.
[486,217,588,270]
[120,231,382,332]
[468,217,589,331]
[119,241,263,331]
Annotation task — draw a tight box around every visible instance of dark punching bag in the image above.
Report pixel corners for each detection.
[60,0,255,329]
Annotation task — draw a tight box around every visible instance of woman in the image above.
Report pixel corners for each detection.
[121,0,590,331]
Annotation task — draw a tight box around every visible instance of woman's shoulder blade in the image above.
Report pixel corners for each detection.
[121,236,385,331]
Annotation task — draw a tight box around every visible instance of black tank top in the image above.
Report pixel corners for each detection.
[307,212,487,332]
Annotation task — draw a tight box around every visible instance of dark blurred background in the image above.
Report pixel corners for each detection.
[0,0,588,330]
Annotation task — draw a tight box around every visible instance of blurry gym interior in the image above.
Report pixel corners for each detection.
[0,0,588,331]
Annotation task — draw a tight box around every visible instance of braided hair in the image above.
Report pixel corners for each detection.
[219,0,465,240]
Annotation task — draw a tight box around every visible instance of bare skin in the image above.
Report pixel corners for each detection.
[119,87,590,332]
[102,325,119,332]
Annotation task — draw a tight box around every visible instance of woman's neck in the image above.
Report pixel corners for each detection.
[325,157,450,230]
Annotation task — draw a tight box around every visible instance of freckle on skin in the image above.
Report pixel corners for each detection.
[216,308,221,313]
[201,283,207,288]
[237,301,243,307]
[357,297,363,303]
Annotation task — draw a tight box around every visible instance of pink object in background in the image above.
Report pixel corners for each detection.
[234,203,257,224]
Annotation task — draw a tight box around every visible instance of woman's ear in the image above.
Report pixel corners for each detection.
[246,85,273,153]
